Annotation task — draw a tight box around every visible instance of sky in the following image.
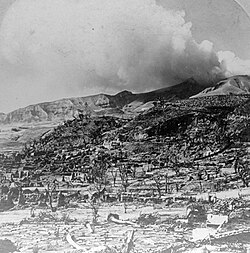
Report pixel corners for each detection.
[0,0,250,113]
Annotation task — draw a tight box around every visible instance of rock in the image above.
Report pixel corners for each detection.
[0,239,18,253]
[206,214,228,227]
[192,228,216,242]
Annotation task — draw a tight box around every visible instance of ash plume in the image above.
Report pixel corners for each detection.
[0,0,249,106]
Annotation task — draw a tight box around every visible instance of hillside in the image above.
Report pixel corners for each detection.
[15,94,249,174]
[1,78,203,124]
[192,75,250,98]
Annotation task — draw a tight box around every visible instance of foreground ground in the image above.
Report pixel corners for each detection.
[1,193,250,253]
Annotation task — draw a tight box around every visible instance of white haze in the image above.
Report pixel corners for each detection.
[0,0,250,112]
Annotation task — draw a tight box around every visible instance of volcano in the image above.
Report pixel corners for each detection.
[191,75,250,98]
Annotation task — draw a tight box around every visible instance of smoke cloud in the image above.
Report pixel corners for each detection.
[0,0,249,111]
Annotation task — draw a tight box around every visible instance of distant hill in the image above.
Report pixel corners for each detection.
[1,78,203,124]
[191,75,250,98]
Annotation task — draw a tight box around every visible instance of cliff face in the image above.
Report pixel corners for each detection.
[0,78,204,124]
[3,94,113,124]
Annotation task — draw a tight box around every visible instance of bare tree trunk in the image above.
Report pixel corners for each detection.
[17,188,25,206]
[121,230,135,253]
[165,174,168,194]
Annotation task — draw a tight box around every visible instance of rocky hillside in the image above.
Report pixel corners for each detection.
[15,93,250,180]
[192,75,250,98]
[1,78,203,124]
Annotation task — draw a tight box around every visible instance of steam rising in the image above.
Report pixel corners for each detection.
[0,0,250,111]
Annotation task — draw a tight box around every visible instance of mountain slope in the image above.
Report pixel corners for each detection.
[1,78,203,124]
[191,75,250,98]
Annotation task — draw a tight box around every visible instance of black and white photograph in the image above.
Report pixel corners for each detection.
[0,0,249,252]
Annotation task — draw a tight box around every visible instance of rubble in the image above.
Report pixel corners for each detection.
[66,226,135,253]
[206,214,228,228]
[192,228,217,242]
[137,213,160,226]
